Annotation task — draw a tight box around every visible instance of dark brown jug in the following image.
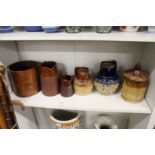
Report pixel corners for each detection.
[0,65,25,129]
[8,61,39,97]
[40,61,59,96]
[60,75,74,97]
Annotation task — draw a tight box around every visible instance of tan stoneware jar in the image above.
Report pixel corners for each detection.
[40,61,59,96]
[74,67,93,96]
[121,63,149,103]
[8,61,39,97]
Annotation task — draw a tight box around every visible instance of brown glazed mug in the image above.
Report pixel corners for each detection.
[8,61,39,97]
[60,75,74,97]
[40,61,59,96]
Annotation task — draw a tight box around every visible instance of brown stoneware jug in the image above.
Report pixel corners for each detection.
[8,61,39,97]
[60,75,74,97]
[0,65,25,129]
[40,61,59,96]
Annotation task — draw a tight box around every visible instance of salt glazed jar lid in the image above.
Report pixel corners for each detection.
[123,63,149,82]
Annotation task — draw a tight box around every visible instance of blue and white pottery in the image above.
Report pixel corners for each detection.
[24,26,43,32]
[0,26,13,33]
[94,60,119,95]
[94,74,120,95]
[42,26,60,33]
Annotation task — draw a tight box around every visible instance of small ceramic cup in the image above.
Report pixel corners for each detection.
[50,110,81,129]
[95,115,118,129]
[60,75,74,97]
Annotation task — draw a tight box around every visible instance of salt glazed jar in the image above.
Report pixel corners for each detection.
[74,67,93,96]
[94,60,119,95]
[121,63,149,103]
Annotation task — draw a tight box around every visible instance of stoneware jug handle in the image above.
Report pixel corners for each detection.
[0,73,26,111]
[11,100,26,110]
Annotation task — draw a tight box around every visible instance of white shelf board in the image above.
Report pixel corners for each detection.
[0,30,155,42]
[11,92,151,114]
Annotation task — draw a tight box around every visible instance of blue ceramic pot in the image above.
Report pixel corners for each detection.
[99,60,117,77]
[95,74,119,85]
[94,74,120,95]
[42,26,60,33]
[0,26,13,33]
[24,26,43,32]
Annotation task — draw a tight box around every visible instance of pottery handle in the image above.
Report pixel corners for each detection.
[11,100,26,110]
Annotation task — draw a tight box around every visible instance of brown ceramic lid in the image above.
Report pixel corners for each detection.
[123,63,149,82]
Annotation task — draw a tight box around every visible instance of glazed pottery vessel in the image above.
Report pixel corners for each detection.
[66,26,81,33]
[120,26,139,32]
[50,110,81,129]
[60,75,74,97]
[95,26,112,33]
[42,26,60,33]
[94,61,119,95]
[0,26,13,33]
[24,26,43,32]
[40,61,59,96]
[74,67,93,96]
[8,61,39,97]
[0,70,25,129]
[95,115,118,129]
[121,63,149,103]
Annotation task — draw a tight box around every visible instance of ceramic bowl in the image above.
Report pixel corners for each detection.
[42,26,60,33]
[0,26,13,33]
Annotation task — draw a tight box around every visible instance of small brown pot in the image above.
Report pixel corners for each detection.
[40,61,59,96]
[8,61,39,97]
[60,75,74,97]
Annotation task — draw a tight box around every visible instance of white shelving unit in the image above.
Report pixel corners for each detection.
[0,30,155,128]
[0,30,155,42]
[11,92,151,114]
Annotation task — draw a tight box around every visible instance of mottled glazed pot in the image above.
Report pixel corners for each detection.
[95,26,112,33]
[121,63,149,103]
[60,75,74,97]
[40,61,59,96]
[50,110,81,129]
[74,67,93,96]
[94,61,119,95]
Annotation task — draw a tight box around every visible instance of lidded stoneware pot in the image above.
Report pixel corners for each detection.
[121,63,149,103]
